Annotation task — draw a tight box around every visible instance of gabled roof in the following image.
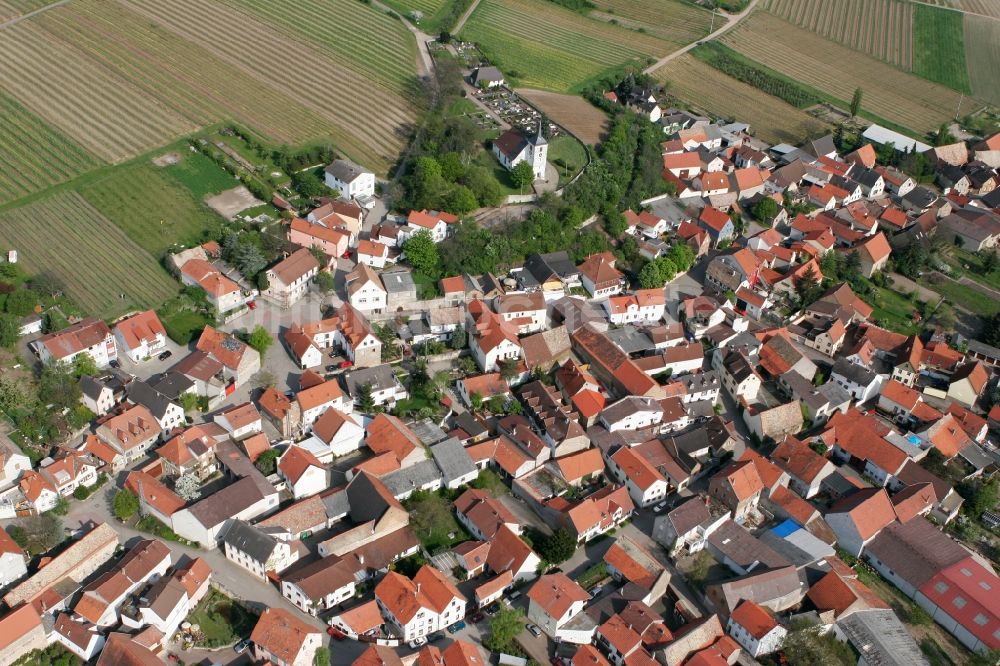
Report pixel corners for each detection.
[729,599,779,638]
[826,488,896,542]
[278,445,324,485]
[250,607,320,664]
[711,459,762,501]
[770,435,830,484]
[527,572,589,619]
[114,310,166,350]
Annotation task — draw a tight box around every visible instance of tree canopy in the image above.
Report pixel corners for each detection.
[402,230,441,278]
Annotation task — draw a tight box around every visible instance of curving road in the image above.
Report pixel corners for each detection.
[643,0,761,75]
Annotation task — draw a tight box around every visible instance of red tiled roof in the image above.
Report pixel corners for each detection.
[729,599,778,638]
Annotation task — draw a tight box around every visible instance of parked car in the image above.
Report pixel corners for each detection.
[526,624,542,637]
[508,591,522,601]
[589,586,602,599]
[427,631,445,643]
[485,603,501,616]
[326,626,346,640]
[247,300,257,310]
[109,359,120,369]
[447,621,466,634]
[471,611,485,623]
[339,360,353,369]
[408,637,427,649]
[653,501,667,513]
[157,350,172,361]
[234,639,251,654]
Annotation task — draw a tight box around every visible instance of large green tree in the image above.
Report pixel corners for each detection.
[484,606,525,653]
[248,325,273,359]
[113,489,139,521]
[511,161,536,192]
[402,230,441,278]
[536,527,577,564]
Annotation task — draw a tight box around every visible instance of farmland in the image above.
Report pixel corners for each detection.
[459,0,673,92]
[720,12,971,135]
[652,54,829,145]
[0,193,179,319]
[0,91,101,205]
[762,0,914,69]
[911,4,970,93]
[77,160,224,258]
[0,0,420,175]
[964,15,1000,106]
[925,0,1000,20]
[517,89,609,144]
[0,0,51,20]
[380,0,454,32]
[588,0,712,45]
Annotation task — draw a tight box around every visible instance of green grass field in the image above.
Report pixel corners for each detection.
[547,135,588,185]
[381,0,455,33]
[78,161,224,257]
[921,273,1000,317]
[0,192,179,318]
[460,0,671,91]
[912,4,971,93]
[867,286,922,334]
[0,91,102,205]
[161,151,241,200]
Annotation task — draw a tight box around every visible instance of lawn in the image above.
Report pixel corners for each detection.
[470,469,511,497]
[411,271,440,299]
[939,248,1000,292]
[577,561,608,590]
[866,286,922,335]
[921,273,1000,317]
[473,149,523,196]
[403,489,469,554]
[187,589,259,648]
[78,160,223,257]
[912,4,971,94]
[160,309,213,345]
[162,150,241,200]
[547,135,588,186]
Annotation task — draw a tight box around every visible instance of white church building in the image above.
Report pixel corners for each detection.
[493,123,548,181]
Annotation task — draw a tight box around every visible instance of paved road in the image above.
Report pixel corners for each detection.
[642,0,761,74]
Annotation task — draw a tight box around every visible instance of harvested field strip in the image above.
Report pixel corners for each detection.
[0,192,178,317]
[912,3,970,93]
[34,1,331,146]
[0,91,102,204]
[762,0,913,69]
[78,163,222,257]
[517,89,608,145]
[119,0,413,171]
[0,20,195,162]
[964,14,1000,106]
[721,12,972,134]
[221,0,417,94]
[460,0,671,91]
[652,54,828,146]
[588,0,712,44]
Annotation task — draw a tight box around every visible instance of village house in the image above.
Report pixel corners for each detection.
[344,364,408,410]
[324,159,375,200]
[289,217,350,260]
[346,262,388,314]
[374,565,466,641]
[113,310,167,363]
[603,290,666,325]
[726,599,786,657]
[527,573,593,643]
[177,257,250,315]
[356,239,390,268]
[222,520,299,580]
[496,291,547,335]
[261,248,319,308]
[578,252,625,297]
[468,299,522,372]
[403,209,460,243]
[36,317,117,367]
[96,404,163,463]
[252,607,324,666]
[308,198,364,240]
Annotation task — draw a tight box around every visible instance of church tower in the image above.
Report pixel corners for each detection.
[529,120,548,181]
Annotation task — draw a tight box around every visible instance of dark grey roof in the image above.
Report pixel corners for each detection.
[836,610,929,666]
[453,411,487,439]
[677,370,720,392]
[805,135,836,159]
[410,419,448,446]
[864,519,968,589]
[221,519,278,563]
[831,357,880,386]
[148,372,195,400]
[855,169,883,188]
[706,519,793,574]
[344,364,399,396]
[666,497,711,536]
[188,474,274,530]
[381,459,443,498]
[525,251,577,284]
[345,472,397,524]
[705,565,803,614]
[324,159,369,184]
[473,65,504,85]
[606,326,655,355]
[127,380,177,420]
[430,437,476,484]
[902,186,938,209]
[79,375,107,401]
[600,396,662,425]
[322,488,350,520]
[382,270,416,295]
